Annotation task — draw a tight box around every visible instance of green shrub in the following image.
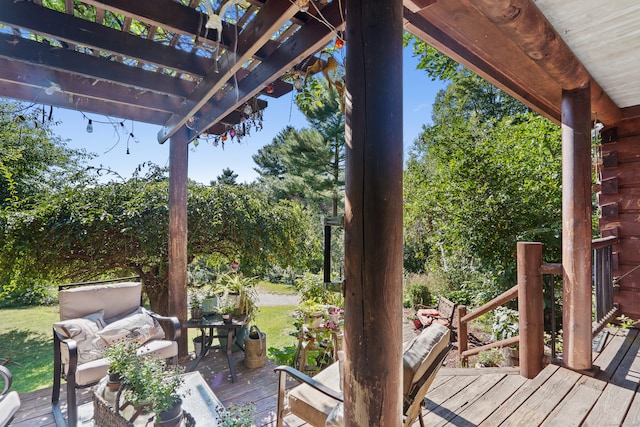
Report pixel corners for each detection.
[404,282,432,308]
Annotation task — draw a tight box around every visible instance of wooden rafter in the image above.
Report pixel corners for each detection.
[186,0,344,140]
[157,0,302,143]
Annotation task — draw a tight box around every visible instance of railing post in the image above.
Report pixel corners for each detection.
[456,305,467,367]
[517,242,544,379]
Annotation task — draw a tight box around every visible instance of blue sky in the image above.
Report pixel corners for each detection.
[51,46,444,184]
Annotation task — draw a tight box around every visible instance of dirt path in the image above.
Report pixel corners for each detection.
[256,291,299,306]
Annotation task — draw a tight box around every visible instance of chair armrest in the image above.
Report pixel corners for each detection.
[148,311,181,341]
[53,328,79,375]
[0,365,12,396]
[274,365,344,402]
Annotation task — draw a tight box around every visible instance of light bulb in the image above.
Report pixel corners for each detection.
[243,104,253,115]
[86,119,93,133]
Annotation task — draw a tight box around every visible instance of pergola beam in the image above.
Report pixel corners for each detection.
[185,0,344,140]
[0,0,214,77]
[157,0,301,143]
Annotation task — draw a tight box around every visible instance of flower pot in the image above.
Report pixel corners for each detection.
[190,307,204,321]
[222,313,232,323]
[107,371,122,391]
[156,398,183,427]
[193,335,208,356]
[202,296,218,314]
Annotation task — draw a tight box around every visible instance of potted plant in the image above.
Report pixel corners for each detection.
[147,363,186,426]
[190,294,204,321]
[214,273,259,322]
[217,295,237,323]
[103,339,138,390]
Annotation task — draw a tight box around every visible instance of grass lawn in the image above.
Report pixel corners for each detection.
[1,304,299,394]
[0,305,59,393]
[255,281,297,295]
[254,305,298,358]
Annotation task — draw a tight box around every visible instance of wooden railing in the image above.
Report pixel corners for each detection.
[456,237,619,379]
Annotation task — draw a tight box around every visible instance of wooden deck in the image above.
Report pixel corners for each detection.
[10,326,640,426]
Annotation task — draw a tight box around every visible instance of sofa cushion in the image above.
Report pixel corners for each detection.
[53,310,106,365]
[402,322,449,397]
[97,308,165,346]
[58,282,142,321]
[73,335,178,387]
[288,362,341,427]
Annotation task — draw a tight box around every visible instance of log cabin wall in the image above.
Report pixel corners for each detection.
[599,114,640,321]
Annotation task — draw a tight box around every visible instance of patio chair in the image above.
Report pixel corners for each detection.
[0,365,21,427]
[415,296,457,328]
[52,281,181,427]
[275,322,451,427]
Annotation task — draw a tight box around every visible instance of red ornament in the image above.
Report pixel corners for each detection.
[335,37,344,49]
[266,84,274,94]
[231,261,239,271]
[221,134,228,141]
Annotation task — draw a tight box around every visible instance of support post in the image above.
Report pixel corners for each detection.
[169,126,189,358]
[324,224,331,283]
[561,84,593,371]
[517,242,544,379]
[344,0,403,425]
[457,305,468,367]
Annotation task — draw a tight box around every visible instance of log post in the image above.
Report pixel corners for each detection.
[168,126,189,358]
[457,305,468,367]
[561,84,593,371]
[344,0,403,425]
[517,242,544,379]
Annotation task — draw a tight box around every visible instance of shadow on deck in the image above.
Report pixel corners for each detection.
[10,326,640,426]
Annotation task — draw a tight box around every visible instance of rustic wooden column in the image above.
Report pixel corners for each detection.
[517,242,544,379]
[562,84,593,371]
[344,0,403,425]
[169,126,189,357]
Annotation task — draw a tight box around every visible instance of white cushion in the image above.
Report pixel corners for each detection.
[58,282,141,321]
[0,390,20,427]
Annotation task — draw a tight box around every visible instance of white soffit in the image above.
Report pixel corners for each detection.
[534,0,640,110]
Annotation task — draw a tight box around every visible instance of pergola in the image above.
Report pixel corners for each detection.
[2,0,640,424]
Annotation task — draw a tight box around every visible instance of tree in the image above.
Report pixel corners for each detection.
[0,101,92,208]
[403,40,562,300]
[215,168,238,185]
[253,77,345,215]
[0,165,321,313]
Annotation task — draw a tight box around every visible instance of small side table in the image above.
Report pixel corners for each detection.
[184,314,248,382]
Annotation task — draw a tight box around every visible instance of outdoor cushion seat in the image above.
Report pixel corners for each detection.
[0,365,20,427]
[52,281,181,427]
[275,322,451,427]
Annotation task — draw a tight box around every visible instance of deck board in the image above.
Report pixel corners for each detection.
[10,326,640,426]
[443,373,528,426]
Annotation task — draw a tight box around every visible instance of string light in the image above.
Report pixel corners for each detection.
[86,119,93,133]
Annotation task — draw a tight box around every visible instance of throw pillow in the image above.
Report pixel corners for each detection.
[97,308,165,346]
[53,310,106,364]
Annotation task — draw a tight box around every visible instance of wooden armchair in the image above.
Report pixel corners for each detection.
[51,281,181,427]
[275,322,452,427]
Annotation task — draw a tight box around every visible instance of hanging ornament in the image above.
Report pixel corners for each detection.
[335,37,344,49]
[229,128,236,138]
[266,84,274,94]
[221,134,228,141]
[243,104,253,115]
[293,73,304,91]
